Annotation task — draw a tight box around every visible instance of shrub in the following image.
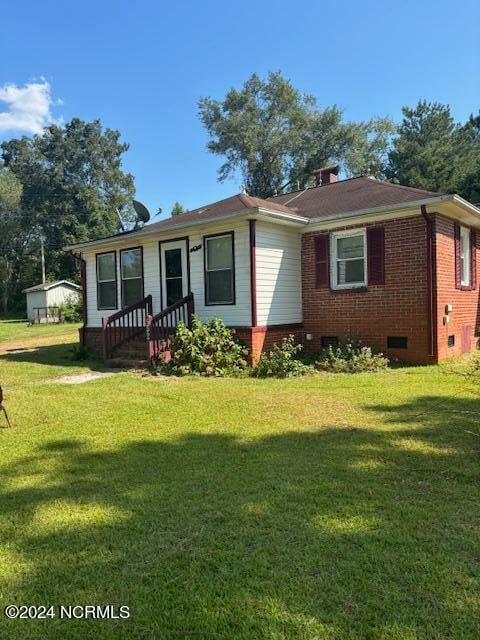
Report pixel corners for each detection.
[59,293,83,323]
[316,338,389,373]
[70,344,92,361]
[160,315,248,376]
[252,335,315,378]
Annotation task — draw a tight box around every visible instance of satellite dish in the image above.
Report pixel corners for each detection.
[133,200,151,226]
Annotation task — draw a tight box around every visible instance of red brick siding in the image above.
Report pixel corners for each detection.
[302,216,432,364]
[434,214,480,359]
[234,325,304,365]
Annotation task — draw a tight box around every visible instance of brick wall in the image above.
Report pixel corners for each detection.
[434,214,480,359]
[233,325,304,365]
[302,215,432,364]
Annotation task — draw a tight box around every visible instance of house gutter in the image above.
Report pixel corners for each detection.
[249,219,257,327]
[421,205,438,361]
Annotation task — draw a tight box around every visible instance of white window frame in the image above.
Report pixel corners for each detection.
[330,229,367,290]
[204,232,235,306]
[460,225,471,287]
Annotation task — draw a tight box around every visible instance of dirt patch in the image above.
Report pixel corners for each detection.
[51,372,120,385]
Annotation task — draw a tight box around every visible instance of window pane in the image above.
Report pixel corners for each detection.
[166,277,183,306]
[123,278,143,306]
[98,281,116,308]
[337,258,365,284]
[98,253,115,281]
[207,270,233,304]
[165,248,182,278]
[337,235,364,259]
[460,227,471,285]
[121,249,142,279]
[207,236,232,270]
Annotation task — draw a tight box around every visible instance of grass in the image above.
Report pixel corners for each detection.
[0,318,479,639]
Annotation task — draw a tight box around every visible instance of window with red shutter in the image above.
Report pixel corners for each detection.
[454,223,461,289]
[367,227,385,285]
[471,229,477,290]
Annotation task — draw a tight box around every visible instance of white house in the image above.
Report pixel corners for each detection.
[23,280,81,323]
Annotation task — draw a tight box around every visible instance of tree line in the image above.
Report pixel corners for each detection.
[1,71,478,313]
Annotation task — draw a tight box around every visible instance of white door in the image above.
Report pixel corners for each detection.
[159,239,188,310]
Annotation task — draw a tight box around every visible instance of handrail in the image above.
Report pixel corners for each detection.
[147,292,194,360]
[102,294,152,359]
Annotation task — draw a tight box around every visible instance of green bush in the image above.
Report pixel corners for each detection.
[70,344,92,361]
[59,293,83,323]
[252,335,315,378]
[316,338,389,373]
[160,315,248,376]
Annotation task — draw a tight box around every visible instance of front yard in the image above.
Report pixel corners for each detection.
[0,318,479,639]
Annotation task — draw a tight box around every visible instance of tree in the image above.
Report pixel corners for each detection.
[171,201,188,216]
[198,71,393,198]
[455,112,480,203]
[386,101,459,192]
[0,168,26,312]
[1,118,135,286]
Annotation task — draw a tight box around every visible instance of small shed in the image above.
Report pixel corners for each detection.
[23,281,81,323]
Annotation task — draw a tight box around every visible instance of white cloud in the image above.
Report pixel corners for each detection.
[0,80,59,135]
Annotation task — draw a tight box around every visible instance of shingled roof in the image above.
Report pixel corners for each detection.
[268,176,442,219]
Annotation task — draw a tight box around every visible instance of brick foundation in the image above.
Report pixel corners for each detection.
[233,325,304,364]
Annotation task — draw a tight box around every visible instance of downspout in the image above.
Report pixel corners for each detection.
[249,219,257,327]
[421,205,438,360]
[72,251,87,346]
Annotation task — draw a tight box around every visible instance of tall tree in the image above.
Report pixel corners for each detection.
[1,118,135,284]
[198,71,393,198]
[455,112,480,203]
[171,201,188,216]
[386,101,458,192]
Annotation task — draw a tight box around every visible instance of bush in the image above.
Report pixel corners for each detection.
[252,335,315,378]
[159,315,248,376]
[316,338,389,373]
[59,293,83,323]
[70,344,92,361]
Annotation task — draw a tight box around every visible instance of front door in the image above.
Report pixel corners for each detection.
[160,239,188,310]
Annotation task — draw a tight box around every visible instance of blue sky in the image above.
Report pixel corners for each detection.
[0,0,478,221]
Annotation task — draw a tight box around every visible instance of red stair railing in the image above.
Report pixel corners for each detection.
[146,292,194,360]
[102,295,153,360]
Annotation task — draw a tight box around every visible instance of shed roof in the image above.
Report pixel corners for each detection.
[23,280,81,294]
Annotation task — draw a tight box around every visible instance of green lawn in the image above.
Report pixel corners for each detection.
[0,319,479,639]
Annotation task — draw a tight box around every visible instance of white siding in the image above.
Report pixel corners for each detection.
[26,291,47,321]
[45,285,80,307]
[255,221,302,325]
[82,219,251,327]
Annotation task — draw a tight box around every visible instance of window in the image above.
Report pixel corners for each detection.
[204,233,235,305]
[165,247,183,306]
[331,230,366,289]
[448,335,455,348]
[121,247,143,307]
[96,252,117,310]
[321,336,338,348]
[387,336,408,349]
[460,226,471,287]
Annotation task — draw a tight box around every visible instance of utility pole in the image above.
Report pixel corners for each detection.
[40,236,46,284]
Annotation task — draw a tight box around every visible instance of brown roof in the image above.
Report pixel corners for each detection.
[144,192,294,233]
[268,176,442,219]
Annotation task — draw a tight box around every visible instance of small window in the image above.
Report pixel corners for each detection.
[387,336,408,349]
[96,252,117,310]
[331,230,366,289]
[321,336,338,348]
[448,335,455,348]
[204,233,235,305]
[121,248,144,307]
[460,226,471,287]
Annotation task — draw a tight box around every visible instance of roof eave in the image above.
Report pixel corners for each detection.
[65,207,308,251]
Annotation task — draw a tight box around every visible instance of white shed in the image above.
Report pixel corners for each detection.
[23,280,81,323]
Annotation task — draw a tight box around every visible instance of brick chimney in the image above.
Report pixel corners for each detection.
[313,164,340,187]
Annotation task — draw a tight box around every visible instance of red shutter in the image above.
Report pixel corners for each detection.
[367,227,385,285]
[471,229,477,290]
[454,223,461,289]
[314,234,329,288]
